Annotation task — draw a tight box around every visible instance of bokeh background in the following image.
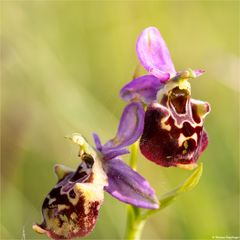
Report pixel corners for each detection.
[1,1,239,239]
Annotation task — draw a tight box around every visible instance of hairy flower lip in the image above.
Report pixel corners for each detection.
[33,149,107,240]
[139,101,209,168]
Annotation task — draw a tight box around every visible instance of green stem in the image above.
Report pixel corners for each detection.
[129,141,138,170]
[125,141,145,240]
[126,217,146,240]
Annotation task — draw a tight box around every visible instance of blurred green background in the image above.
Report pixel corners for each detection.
[1,1,239,239]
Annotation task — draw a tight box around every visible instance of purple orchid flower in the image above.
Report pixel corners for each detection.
[33,102,159,240]
[120,27,211,169]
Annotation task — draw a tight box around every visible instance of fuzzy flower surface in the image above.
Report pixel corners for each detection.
[120,27,211,169]
[33,103,158,239]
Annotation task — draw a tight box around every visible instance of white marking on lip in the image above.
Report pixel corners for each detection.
[178,133,198,146]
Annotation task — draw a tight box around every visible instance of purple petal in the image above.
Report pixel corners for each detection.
[136,27,176,80]
[93,133,102,151]
[102,148,129,161]
[104,159,159,209]
[120,75,164,104]
[103,102,145,150]
[150,68,171,81]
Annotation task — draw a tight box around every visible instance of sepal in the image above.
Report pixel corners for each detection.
[104,158,159,209]
[120,75,164,104]
[136,26,176,80]
[104,102,144,150]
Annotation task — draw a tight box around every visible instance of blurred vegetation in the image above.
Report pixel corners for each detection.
[1,1,239,239]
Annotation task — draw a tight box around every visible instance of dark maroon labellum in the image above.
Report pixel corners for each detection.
[140,85,210,169]
[33,153,107,239]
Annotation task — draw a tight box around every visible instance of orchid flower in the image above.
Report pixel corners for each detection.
[33,102,159,239]
[120,27,210,169]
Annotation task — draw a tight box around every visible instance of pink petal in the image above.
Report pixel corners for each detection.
[136,27,176,79]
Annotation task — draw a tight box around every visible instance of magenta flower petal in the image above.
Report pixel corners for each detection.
[104,158,159,209]
[103,102,145,150]
[136,26,176,80]
[120,75,164,104]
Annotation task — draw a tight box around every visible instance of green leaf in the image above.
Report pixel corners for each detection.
[160,162,203,210]
[178,162,203,193]
[141,163,203,220]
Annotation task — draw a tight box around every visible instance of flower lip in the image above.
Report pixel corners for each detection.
[33,149,108,239]
[139,96,210,168]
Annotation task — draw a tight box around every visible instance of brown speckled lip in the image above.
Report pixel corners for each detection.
[33,153,103,240]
